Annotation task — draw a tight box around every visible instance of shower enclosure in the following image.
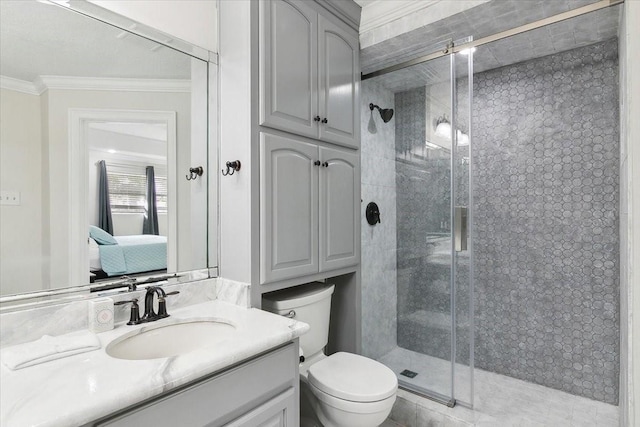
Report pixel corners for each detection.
[363,42,475,407]
[360,0,621,411]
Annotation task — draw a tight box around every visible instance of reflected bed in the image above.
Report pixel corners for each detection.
[89,235,167,277]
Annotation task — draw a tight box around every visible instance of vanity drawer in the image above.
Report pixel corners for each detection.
[94,343,298,427]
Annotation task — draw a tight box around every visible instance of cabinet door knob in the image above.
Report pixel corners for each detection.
[314,160,321,166]
[314,116,321,122]
[322,162,329,168]
[321,118,328,124]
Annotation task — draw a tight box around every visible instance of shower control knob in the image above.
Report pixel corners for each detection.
[321,118,328,124]
[366,202,381,225]
[313,116,321,122]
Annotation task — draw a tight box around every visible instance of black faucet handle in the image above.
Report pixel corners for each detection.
[115,298,141,325]
[157,291,180,318]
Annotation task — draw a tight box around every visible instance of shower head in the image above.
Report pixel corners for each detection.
[369,103,394,123]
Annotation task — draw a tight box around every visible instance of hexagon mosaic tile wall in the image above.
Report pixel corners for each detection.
[393,38,619,405]
[472,39,619,404]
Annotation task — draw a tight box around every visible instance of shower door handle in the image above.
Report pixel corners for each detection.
[455,206,468,252]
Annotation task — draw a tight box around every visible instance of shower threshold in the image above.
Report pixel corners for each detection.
[399,381,456,408]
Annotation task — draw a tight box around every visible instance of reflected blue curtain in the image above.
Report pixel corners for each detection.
[143,166,159,235]
[98,160,113,234]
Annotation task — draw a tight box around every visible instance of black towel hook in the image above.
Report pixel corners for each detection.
[186,166,204,181]
[222,160,241,176]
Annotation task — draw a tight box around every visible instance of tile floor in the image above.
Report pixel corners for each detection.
[380,346,619,427]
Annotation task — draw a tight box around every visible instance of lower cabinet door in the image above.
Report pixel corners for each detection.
[224,388,296,427]
[319,146,359,271]
[260,132,320,284]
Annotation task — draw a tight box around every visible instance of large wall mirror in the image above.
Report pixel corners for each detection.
[0,0,214,300]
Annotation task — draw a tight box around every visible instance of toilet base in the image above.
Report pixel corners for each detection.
[300,376,395,427]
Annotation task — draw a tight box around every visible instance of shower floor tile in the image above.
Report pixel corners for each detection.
[378,346,473,403]
[379,346,619,426]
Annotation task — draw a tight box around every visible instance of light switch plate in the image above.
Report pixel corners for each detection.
[0,191,20,206]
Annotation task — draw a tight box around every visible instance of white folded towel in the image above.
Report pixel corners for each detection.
[1,330,101,370]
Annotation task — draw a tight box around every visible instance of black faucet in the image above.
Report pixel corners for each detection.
[116,286,179,325]
[141,286,180,323]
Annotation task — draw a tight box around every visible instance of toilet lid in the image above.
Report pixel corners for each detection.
[307,352,397,403]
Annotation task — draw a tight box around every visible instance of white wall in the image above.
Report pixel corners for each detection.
[0,89,43,295]
[218,0,255,283]
[89,0,217,52]
[620,1,640,426]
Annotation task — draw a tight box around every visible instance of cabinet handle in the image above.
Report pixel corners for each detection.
[321,118,328,124]
[314,160,321,166]
[313,116,321,122]
[322,162,329,168]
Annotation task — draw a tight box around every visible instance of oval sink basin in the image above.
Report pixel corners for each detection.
[106,319,236,360]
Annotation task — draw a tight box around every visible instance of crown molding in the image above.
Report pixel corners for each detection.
[1,75,191,94]
[0,76,42,96]
[35,76,191,93]
[359,0,439,34]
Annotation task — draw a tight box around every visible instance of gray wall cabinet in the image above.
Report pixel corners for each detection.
[260,0,360,149]
[260,132,359,285]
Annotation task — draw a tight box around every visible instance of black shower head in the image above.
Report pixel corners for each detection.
[370,103,394,123]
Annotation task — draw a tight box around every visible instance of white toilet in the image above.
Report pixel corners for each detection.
[263,283,397,427]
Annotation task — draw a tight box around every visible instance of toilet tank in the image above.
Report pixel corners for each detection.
[262,283,335,359]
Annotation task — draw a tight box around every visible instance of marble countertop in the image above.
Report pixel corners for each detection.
[0,300,309,427]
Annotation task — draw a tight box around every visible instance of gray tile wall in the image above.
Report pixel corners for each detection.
[361,80,398,361]
[391,39,620,404]
[473,39,620,404]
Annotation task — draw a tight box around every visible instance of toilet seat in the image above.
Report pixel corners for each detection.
[307,352,397,403]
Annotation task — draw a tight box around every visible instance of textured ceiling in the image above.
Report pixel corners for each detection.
[363,0,621,93]
[0,1,192,82]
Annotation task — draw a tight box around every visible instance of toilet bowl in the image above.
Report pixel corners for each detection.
[263,283,398,427]
[305,352,397,427]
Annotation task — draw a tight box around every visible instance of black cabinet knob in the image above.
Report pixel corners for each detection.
[321,118,328,124]
[314,116,321,122]
[314,160,321,166]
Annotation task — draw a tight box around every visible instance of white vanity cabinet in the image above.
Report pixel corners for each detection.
[92,343,298,427]
[259,0,360,149]
[260,132,359,284]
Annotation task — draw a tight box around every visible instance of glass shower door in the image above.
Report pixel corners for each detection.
[453,42,474,407]
[393,51,457,404]
[363,41,473,407]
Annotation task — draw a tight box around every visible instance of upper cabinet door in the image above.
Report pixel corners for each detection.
[318,15,359,149]
[260,0,318,139]
[319,146,359,272]
[260,133,319,284]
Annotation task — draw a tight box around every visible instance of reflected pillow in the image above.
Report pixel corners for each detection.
[89,225,117,245]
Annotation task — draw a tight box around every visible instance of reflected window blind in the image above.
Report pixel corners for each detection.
[108,170,167,214]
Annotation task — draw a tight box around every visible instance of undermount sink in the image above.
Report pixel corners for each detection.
[106,319,236,360]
